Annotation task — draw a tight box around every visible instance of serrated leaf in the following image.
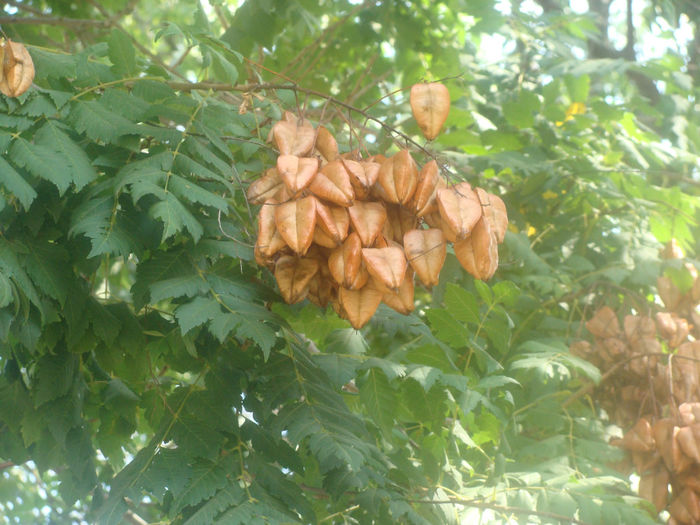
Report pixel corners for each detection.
[0,156,37,209]
[33,353,78,407]
[426,308,471,346]
[68,100,135,143]
[108,28,137,77]
[168,174,229,211]
[150,274,208,303]
[150,192,203,242]
[173,460,229,512]
[443,283,480,325]
[183,486,245,525]
[235,320,277,358]
[70,195,137,258]
[34,121,98,190]
[24,241,71,306]
[175,296,223,335]
[9,138,73,195]
[359,368,395,434]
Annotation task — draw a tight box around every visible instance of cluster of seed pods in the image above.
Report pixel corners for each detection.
[247,86,507,328]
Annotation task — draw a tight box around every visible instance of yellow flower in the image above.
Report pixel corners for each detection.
[556,102,586,126]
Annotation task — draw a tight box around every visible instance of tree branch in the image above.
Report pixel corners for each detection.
[0,16,110,28]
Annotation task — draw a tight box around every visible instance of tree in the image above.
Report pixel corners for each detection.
[1,0,698,523]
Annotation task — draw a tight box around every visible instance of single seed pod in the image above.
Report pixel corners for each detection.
[410,82,450,140]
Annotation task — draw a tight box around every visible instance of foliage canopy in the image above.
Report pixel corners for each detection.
[1,0,699,523]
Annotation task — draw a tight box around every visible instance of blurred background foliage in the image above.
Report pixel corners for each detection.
[0,0,698,523]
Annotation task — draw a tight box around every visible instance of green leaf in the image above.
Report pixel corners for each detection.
[34,121,98,190]
[443,284,480,325]
[175,296,223,335]
[9,138,73,195]
[0,156,37,209]
[108,29,137,77]
[150,192,203,242]
[168,174,229,211]
[68,100,135,143]
[33,353,78,407]
[359,368,395,434]
[426,308,471,346]
[173,460,229,512]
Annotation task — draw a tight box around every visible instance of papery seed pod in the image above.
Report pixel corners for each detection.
[277,155,319,194]
[274,255,319,304]
[410,82,450,140]
[679,403,700,427]
[383,203,417,244]
[309,159,354,206]
[624,315,656,346]
[453,216,498,280]
[382,268,415,314]
[271,119,315,156]
[423,210,457,242]
[328,232,368,290]
[378,150,418,205]
[274,196,317,255]
[348,200,387,247]
[314,198,344,247]
[670,489,700,524]
[437,182,482,240]
[361,246,407,291]
[612,418,655,453]
[339,282,384,329]
[585,306,620,339]
[344,159,380,200]
[0,40,34,98]
[676,424,700,464]
[256,200,288,258]
[475,187,508,243]
[673,425,695,473]
[403,228,446,288]
[657,276,683,311]
[413,160,446,217]
[315,125,339,162]
[247,167,284,204]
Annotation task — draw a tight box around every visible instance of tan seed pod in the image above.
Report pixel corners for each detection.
[348,200,387,247]
[314,197,343,246]
[343,159,380,200]
[382,268,415,314]
[453,216,498,281]
[247,167,284,204]
[475,187,508,243]
[403,228,446,288]
[257,200,288,257]
[339,282,383,329]
[413,160,446,217]
[585,306,620,338]
[315,125,339,162]
[271,119,315,156]
[437,182,482,240]
[612,418,655,453]
[676,424,700,464]
[0,40,34,98]
[274,196,317,255]
[277,155,319,194]
[308,159,354,206]
[378,150,418,205]
[361,246,407,291]
[328,232,368,290]
[670,489,700,524]
[274,255,319,304]
[410,82,450,140]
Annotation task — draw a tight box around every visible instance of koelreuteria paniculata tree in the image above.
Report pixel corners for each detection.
[1,1,699,524]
